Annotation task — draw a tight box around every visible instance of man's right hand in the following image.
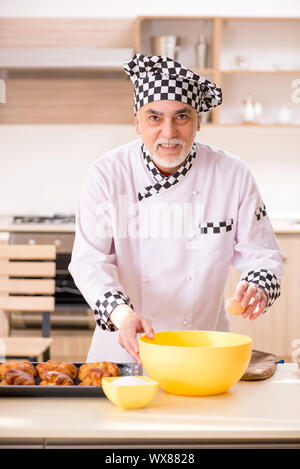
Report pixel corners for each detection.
[117,314,154,364]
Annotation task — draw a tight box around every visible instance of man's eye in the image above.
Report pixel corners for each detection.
[177,114,187,120]
[149,115,159,121]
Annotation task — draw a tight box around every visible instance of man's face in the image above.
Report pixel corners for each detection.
[135,100,200,173]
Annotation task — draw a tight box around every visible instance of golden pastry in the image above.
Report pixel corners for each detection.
[78,362,120,381]
[79,368,111,386]
[39,370,74,386]
[0,369,35,386]
[0,361,37,380]
[36,360,78,380]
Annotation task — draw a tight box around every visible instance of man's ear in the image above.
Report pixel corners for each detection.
[197,116,201,131]
[135,114,141,135]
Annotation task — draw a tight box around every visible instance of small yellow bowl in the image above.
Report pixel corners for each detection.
[102,376,159,410]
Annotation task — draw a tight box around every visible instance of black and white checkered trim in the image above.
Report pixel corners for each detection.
[123,54,222,114]
[240,269,281,309]
[94,291,134,331]
[200,218,234,234]
[138,142,197,201]
[255,204,267,221]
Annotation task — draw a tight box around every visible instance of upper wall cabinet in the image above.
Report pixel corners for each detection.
[135,16,300,127]
[0,18,136,124]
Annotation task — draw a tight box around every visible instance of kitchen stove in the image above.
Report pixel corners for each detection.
[13,213,75,225]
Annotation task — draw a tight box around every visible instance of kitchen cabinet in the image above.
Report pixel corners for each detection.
[0,17,136,124]
[136,16,300,126]
[1,16,299,125]
[226,234,300,362]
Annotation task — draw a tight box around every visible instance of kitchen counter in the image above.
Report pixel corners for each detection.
[0,216,75,233]
[1,216,300,234]
[0,363,299,449]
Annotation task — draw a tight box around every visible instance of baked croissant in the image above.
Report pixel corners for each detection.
[78,362,120,381]
[39,370,74,386]
[0,369,35,386]
[0,361,37,380]
[79,368,111,386]
[36,360,77,380]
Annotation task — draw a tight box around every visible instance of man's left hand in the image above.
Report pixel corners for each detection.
[234,280,268,321]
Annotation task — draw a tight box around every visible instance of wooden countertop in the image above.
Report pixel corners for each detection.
[0,363,299,448]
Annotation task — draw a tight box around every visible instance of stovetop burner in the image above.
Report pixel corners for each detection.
[13,213,75,224]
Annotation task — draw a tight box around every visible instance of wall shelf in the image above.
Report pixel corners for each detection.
[1,16,300,125]
[135,16,300,127]
[0,47,134,71]
[221,69,300,74]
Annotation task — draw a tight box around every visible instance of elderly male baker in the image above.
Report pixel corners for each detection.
[69,54,283,364]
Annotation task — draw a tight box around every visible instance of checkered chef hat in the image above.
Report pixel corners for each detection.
[123,53,222,114]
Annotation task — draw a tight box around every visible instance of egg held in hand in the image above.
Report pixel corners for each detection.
[225,297,246,315]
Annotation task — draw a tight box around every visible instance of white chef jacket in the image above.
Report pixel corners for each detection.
[68,138,283,363]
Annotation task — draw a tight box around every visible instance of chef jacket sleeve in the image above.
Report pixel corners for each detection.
[231,166,284,312]
[68,162,134,331]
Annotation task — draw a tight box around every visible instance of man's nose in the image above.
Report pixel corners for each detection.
[160,119,177,139]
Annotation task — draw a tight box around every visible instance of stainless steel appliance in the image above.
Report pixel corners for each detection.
[195,34,208,69]
[152,35,180,60]
[8,214,94,330]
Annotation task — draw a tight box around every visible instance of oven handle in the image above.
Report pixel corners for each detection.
[55,286,84,295]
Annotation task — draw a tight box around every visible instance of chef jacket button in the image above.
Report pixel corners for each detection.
[143,276,150,283]
[185,275,192,281]
[182,319,189,326]
[192,190,198,196]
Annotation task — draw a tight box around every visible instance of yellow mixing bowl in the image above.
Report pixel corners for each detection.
[139,330,252,396]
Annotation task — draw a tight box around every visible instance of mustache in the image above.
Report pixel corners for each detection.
[154,138,186,152]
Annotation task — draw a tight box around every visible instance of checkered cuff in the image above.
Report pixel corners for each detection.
[255,204,267,221]
[94,291,134,331]
[240,269,281,310]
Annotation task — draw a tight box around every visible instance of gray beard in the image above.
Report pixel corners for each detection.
[151,143,188,170]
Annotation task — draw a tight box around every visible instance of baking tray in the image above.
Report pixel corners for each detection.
[0,362,143,397]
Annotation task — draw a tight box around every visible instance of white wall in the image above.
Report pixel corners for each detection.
[1,2,300,218]
[0,0,299,18]
[0,124,299,217]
